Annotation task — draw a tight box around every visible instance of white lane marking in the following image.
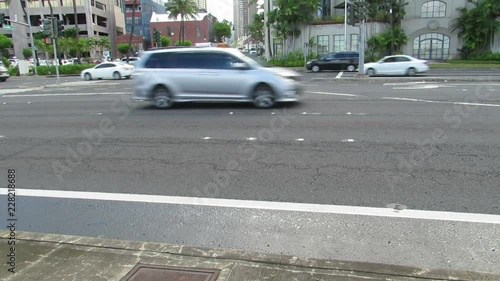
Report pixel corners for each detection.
[307,91,358,97]
[2,102,6,104]
[382,97,500,107]
[2,92,128,97]
[271,112,276,115]
[392,85,440,90]
[27,102,32,104]
[295,138,304,141]
[0,135,5,138]
[335,71,344,79]
[337,84,358,86]
[302,112,307,115]
[2,189,499,224]
[309,112,321,115]
[342,139,356,142]
[346,112,352,115]
[203,137,212,140]
[229,112,234,115]
[246,137,257,141]
[0,87,44,95]
[384,82,428,86]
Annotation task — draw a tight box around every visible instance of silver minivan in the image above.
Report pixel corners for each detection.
[131,48,303,109]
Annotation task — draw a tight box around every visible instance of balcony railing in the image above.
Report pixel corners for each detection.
[309,15,388,25]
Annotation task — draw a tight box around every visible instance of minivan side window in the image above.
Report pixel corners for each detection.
[334,53,345,59]
[206,53,244,69]
[144,52,173,68]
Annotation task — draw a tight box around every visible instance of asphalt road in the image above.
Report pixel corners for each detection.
[1,78,499,273]
[1,79,500,213]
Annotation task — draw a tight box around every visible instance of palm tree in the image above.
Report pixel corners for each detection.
[72,0,80,62]
[126,0,138,62]
[166,0,198,43]
[96,37,110,57]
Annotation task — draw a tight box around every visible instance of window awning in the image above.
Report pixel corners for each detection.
[334,2,351,9]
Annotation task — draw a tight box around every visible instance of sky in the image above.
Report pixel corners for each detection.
[163,0,263,24]
[206,0,234,23]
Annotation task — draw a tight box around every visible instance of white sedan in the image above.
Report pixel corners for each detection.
[364,55,429,76]
[81,62,134,80]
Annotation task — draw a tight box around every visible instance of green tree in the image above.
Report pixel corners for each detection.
[453,0,500,59]
[22,48,33,59]
[368,0,409,55]
[0,34,13,58]
[175,40,192,46]
[96,36,110,56]
[214,20,231,42]
[118,43,135,56]
[266,0,320,54]
[160,36,171,47]
[166,0,198,43]
[366,26,408,61]
[248,13,264,44]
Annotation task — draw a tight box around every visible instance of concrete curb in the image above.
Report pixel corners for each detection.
[2,231,499,280]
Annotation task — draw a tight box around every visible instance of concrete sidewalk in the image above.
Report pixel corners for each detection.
[1,231,499,281]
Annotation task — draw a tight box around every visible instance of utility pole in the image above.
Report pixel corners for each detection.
[358,18,365,75]
[46,0,60,84]
[344,0,348,51]
[24,0,38,76]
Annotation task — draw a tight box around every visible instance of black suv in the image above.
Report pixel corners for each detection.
[306,51,359,72]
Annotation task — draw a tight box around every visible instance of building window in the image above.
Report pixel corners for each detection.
[95,1,106,10]
[126,18,132,25]
[167,26,172,36]
[134,18,141,24]
[318,0,331,19]
[421,1,446,18]
[350,34,359,51]
[196,26,201,38]
[333,35,345,51]
[317,35,329,55]
[413,33,450,60]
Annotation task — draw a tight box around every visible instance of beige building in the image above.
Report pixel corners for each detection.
[0,0,125,59]
[264,0,500,60]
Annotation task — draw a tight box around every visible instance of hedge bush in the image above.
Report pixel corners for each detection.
[469,52,500,61]
[267,50,318,67]
[36,64,96,75]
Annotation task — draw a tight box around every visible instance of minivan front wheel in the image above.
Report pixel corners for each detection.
[253,84,275,109]
[347,65,356,72]
[311,65,321,72]
[152,86,173,109]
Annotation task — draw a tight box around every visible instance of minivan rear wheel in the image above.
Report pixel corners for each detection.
[253,84,275,109]
[152,86,173,109]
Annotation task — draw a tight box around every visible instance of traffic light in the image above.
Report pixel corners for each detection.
[52,19,64,37]
[42,18,53,36]
[0,13,4,28]
[153,29,161,45]
[354,1,369,21]
[347,1,370,26]
[347,4,356,26]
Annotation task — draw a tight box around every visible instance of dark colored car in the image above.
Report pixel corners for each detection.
[306,51,359,72]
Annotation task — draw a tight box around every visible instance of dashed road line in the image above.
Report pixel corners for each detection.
[335,71,344,79]
[306,91,358,97]
[382,97,500,107]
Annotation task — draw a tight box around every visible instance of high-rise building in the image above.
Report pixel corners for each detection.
[124,0,166,49]
[196,0,207,11]
[233,0,249,40]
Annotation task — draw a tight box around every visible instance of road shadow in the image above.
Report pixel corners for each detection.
[135,101,304,111]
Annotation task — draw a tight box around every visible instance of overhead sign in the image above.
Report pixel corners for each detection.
[103,51,110,57]
[2,25,13,30]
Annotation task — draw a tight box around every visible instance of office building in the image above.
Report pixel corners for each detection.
[0,0,126,59]
[124,0,166,49]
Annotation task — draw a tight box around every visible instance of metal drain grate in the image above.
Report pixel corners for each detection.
[121,264,220,281]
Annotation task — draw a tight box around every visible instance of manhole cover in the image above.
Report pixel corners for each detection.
[121,264,220,281]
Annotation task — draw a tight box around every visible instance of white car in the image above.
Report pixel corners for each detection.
[0,61,9,82]
[81,62,134,80]
[364,55,429,76]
